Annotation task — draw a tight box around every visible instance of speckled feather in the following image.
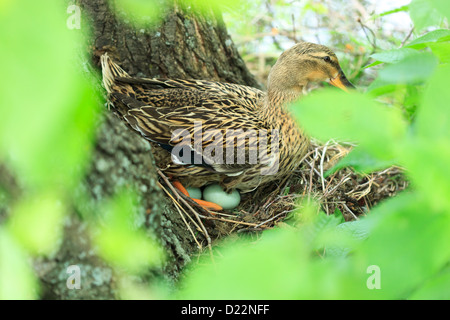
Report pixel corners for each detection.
[100,42,346,192]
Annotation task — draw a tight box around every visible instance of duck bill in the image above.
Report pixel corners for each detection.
[329,70,355,92]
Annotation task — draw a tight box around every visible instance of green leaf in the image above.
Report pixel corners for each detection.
[428,42,450,63]
[430,0,450,21]
[375,52,438,86]
[93,191,164,273]
[177,191,450,300]
[366,81,399,96]
[307,211,349,252]
[177,225,371,299]
[354,193,450,298]
[326,220,370,258]
[416,64,450,141]
[8,192,65,255]
[0,1,99,189]
[378,5,409,17]
[409,266,450,299]
[176,228,311,299]
[304,2,328,14]
[366,5,410,21]
[196,0,243,10]
[363,60,383,69]
[365,48,418,69]
[370,48,418,65]
[114,0,162,25]
[406,29,450,49]
[310,211,344,240]
[367,5,409,22]
[326,147,397,177]
[333,208,345,223]
[403,85,421,119]
[367,53,438,95]
[0,227,38,299]
[402,139,450,211]
[399,61,450,209]
[291,90,407,161]
[409,0,444,31]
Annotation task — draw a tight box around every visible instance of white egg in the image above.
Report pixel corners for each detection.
[203,183,241,210]
[185,187,202,199]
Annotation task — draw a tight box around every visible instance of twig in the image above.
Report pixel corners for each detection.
[291,13,297,42]
[401,27,415,47]
[198,214,269,228]
[158,182,202,250]
[319,141,330,213]
[357,18,377,54]
[255,210,294,228]
[157,181,203,232]
[342,202,359,220]
[319,141,330,193]
[157,169,213,253]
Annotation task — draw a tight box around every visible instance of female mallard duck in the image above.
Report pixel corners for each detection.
[101,42,354,210]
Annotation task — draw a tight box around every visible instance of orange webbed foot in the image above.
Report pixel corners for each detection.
[172,180,223,212]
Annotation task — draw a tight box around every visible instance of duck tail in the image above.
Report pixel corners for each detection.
[100,53,130,93]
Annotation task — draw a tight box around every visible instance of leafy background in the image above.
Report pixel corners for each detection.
[0,0,449,299]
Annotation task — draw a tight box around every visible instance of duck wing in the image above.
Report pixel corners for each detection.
[109,89,277,176]
[101,54,276,177]
[114,77,264,112]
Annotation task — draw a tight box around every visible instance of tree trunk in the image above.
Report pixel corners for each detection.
[35,0,258,299]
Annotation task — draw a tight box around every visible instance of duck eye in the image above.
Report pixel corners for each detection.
[323,56,331,63]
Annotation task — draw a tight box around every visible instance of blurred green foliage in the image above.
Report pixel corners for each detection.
[115,0,162,25]
[0,0,98,299]
[0,227,38,299]
[114,0,242,26]
[93,190,164,273]
[410,0,443,31]
[0,0,162,299]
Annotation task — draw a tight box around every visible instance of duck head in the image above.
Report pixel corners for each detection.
[267,42,355,104]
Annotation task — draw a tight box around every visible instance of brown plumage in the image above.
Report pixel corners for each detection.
[101,42,354,193]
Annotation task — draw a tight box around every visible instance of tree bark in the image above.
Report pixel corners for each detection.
[35,0,258,299]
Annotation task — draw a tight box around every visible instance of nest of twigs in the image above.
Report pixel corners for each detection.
[158,140,408,250]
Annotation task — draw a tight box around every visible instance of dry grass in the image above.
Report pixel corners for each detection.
[159,140,408,244]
